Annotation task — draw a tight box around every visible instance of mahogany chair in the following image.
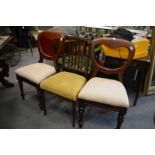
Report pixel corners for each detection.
[38,35,90,127]
[78,37,135,128]
[15,31,63,111]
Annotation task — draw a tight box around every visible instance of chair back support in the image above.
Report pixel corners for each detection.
[58,35,91,77]
[91,37,135,82]
[38,31,64,63]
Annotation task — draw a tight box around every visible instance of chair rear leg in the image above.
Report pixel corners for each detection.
[72,102,76,128]
[78,100,85,128]
[42,92,47,115]
[18,78,25,100]
[116,109,127,129]
[38,89,47,115]
[37,89,43,111]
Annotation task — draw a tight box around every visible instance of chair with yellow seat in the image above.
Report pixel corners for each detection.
[78,37,135,128]
[39,35,90,127]
[15,31,64,111]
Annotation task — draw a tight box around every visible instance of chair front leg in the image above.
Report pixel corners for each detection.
[38,89,47,115]
[116,109,127,129]
[72,102,76,128]
[78,100,85,128]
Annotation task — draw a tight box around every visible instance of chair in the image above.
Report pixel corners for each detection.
[38,35,90,127]
[78,37,135,128]
[15,31,63,111]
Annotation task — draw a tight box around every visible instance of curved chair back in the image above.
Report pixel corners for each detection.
[38,31,64,63]
[91,37,135,82]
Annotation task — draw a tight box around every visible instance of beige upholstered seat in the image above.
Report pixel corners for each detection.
[78,77,129,108]
[15,63,56,84]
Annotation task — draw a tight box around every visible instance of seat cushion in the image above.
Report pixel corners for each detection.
[15,63,56,84]
[78,77,129,108]
[40,71,86,101]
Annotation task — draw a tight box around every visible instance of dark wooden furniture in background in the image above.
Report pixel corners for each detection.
[0,35,14,87]
[130,57,150,106]
[15,32,63,111]
[0,59,14,88]
[39,35,90,127]
[0,36,13,50]
[78,37,135,129]
[105,56,150,106]
[10,26,34,56]
[143,27,155,95]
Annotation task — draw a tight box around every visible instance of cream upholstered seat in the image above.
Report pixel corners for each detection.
[78,77,129,108]
[15,63,56,84]
[40,71,86,101]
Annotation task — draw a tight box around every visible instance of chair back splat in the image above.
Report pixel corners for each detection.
[58,35,91,78]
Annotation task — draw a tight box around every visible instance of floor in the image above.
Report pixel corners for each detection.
[0,48,155,129]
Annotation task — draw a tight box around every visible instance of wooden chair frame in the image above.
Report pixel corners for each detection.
[78,37,135,129]
[16,31,64,111]
[38,35,91,127]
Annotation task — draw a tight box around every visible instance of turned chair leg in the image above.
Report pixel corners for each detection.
[116,109,127,129]
[18,78,25,100]
[38,89,47,115]
[78,101,85,128]
[72,102,76,128]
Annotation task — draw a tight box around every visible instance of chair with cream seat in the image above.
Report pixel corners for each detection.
[38,35,90,127]
[15,31,63,111]
[78,37,135,128]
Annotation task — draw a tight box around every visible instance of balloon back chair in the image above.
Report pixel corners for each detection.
[78,37,135,128]
[38,35,91,127]
[15,31,64,111]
